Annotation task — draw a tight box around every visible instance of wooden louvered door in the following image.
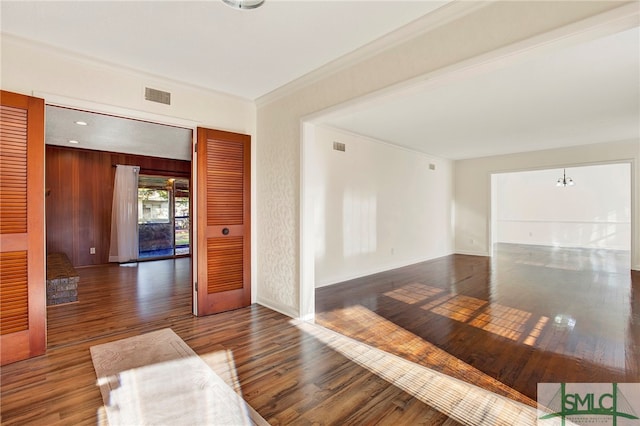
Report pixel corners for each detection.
[0,91,45,365]
[196,128,250,316]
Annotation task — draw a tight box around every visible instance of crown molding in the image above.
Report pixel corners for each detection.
[258,1,640,109]
[255,1,493,108]
[0,32,254,104]
[300,1,639,128]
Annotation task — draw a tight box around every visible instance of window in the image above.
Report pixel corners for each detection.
[138,175,190,259]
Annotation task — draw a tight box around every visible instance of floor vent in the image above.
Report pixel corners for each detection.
[145,87,171,105]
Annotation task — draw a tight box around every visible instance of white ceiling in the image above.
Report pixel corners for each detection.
[2,2,638,161]
[45,106,194,161]
[1,0,447,100]
[322,25,640,160]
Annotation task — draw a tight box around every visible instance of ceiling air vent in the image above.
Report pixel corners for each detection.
[145,87,171,105]
[333,141,346,152]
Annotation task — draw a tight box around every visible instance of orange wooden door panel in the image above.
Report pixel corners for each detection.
[196,128,250,315]
[0,90,46,365]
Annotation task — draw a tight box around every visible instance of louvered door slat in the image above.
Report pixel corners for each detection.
[1,105,28,236]
[1,90,45,365]
[207,237,243,293]
[0,103,29,335]
[206,139,244,226]
[0,252,28,336]
[197,128,251,315]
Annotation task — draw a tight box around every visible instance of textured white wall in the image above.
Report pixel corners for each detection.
[495,164,631,250]
[311,126,453,287]
[256,1,625,316]
[455,140,639,268]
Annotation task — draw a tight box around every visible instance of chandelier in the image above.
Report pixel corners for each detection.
[556,169,574,187]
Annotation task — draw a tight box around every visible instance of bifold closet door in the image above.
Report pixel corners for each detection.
[0,90,46,365]
[196,127,250,316]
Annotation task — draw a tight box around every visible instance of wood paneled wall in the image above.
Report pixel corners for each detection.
[45,145,191,267]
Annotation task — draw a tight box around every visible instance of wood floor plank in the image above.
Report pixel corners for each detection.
[6,244,624,425]
[316,243,640,403]
[1,258,464,425]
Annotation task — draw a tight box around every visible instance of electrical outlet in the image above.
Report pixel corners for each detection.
[90,247,96,254]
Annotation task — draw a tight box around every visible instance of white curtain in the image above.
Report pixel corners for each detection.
[109,165,140,263]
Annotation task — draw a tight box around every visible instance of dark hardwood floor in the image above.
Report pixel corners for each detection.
[4,244,635,425]
[1,258,466,425]
[316,243,640,403]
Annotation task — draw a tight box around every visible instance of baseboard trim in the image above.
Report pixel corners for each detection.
[256,296,298,319]
[316,253,452,288]
[454,250,490,257]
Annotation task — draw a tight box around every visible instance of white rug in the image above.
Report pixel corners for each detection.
[90,328,268,426]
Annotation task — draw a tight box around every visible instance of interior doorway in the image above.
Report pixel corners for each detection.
[44,102,197,345]
[44,105,193,267]
[138,175,190,260]
[489,162,632,257]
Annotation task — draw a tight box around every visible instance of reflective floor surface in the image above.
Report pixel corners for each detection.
[315,243,639,402]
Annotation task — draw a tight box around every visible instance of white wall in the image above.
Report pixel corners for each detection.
[256,1,627,317]
[455,140,639,269]
[494,164,631,250]
[311,126,453,287]
[0,34,259,307]
[1,34,255,134]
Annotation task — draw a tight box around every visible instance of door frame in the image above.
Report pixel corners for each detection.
[195,127,252,316]
[34,92,206,314]
[298,4,640,321]
[488,161,635,255]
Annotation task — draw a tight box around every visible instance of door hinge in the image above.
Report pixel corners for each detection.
[194,143,197,153]
[194,281,198,292]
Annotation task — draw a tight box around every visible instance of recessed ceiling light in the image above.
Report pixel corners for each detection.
[75,121,88,126]
[69,140,79,144]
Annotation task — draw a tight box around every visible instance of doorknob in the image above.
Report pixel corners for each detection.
[222,228,230,235]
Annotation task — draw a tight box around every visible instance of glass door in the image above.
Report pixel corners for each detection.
[138,175,190,259]
[174,179,190,255]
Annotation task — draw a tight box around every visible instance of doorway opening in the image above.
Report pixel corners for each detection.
[138,175,191,260]
[44,102,198,348]
[489,162,632,265]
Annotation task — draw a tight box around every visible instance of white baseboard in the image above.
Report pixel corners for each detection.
[454,250,490,257]
[315,254,452,288]
[256,296,298,319]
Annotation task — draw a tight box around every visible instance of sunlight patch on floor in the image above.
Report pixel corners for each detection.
[201,349,243,394]
[293,319,546,426]
[418,291,545,343]
[469,303,532,341]
[431,294,488,322]
[524,315,550,346]
[384,282,445,304]
[90,329,268,426]
[94,355,253,425]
